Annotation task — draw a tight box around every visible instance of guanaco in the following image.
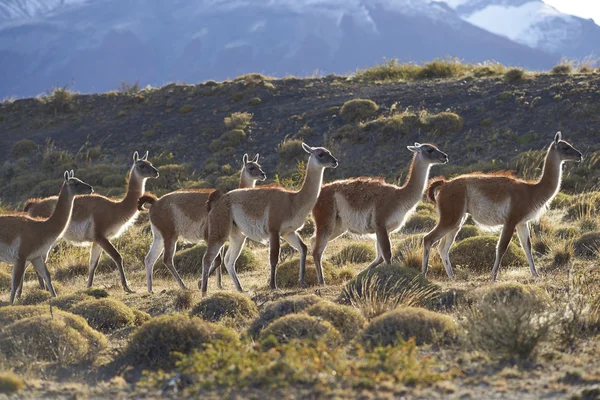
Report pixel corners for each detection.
[1,171,93,303]
[311,143,448,282]
[138,153,266,293]
[22,152,159,292]
[422,132,582,280]
[201,144,338,295]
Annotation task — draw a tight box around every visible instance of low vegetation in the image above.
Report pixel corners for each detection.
[190,292,258,323]
[259,314,342,348]
[71,298,144,332]
[340,99,379,123]
[276,257,337,288]
[248,295,323,338]
[449,236,527,273]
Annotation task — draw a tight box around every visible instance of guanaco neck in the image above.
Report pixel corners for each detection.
[533,145,563,204]
[239,170,256,188]
[398,153,431,203]
[42,183,75,237]
[293,156,325,210]
[121,167,146,212]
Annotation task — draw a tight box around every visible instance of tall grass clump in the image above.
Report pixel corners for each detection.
[340,99,379,123]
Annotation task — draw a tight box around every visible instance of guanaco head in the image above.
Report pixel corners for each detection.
[551,131,582,163]
[407,143,448,165]
[63,170,93,195]
[302,143,338,169]
[132,151,160,179]
[242,153,266,181]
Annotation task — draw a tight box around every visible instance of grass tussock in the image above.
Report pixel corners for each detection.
[0,271,11,291]
[224,112,253,130]
[402,212,437,234]
[190,292,258,323]
[0,372,25,394]
[124,314,238,370]
[70,298,143,332]
[306,301,366,341]
[450,236,527,273]
[248,295,323,338]
[276,257,337,288]
[331,242,376,266]
[19,289,52,306]
[171,244,259,276]
[341,264,439,319]
[259,314,342,348]
[573,231,600,258]
[340,99,379,123]
[0,311,107,365]
[362,307,459,348]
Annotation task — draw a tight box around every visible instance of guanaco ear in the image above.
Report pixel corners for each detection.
[554,131,562,143]
[133,151,140,162]
[69,170,74,178]
[142,151,149,161]
[407,142,423,153]
[252,154,259,163]
[302,143,313,154]
[64,171,69,182]
[243,154,249,164]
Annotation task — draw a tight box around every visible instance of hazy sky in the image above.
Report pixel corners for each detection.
[544,0,600,23]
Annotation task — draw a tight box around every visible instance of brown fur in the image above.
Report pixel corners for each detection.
[23,151,159,292]
[142,154,266,293]
[426,178,445,203]
[422,132,582,281]
[138,193,158,211]
[2,172,93,303]
[311,143,448,276]
[201,144,338,296]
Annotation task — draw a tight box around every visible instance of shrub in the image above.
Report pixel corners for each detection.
[276,257,336,288]
[0,271,10,291]
[552,63,573,75]
[277,138,305,165]
[341,264,439,319]
[456,225,480,241]
[0,305,46,329]
[83,288,110,298]
[504,68,526,82]
[0,312,107,364]
[402,212,437,233]
[190,292,258,322]
[331,242,376,266]
[259,314,342,348]
[20,288,51,305]
[472,283,551,312]
[173,290,194,311]
[421,112,464,133]
[0,372,25,394]
[172,244,259,276]
[248,97,262,106]
[101,174,125,187]
[449,236,527,273]
[573,232,600,258]
[178,105,194,114]
[125,314,238,369]
[393,234,427,270]
[71,298,139,332]
[464,288,553,361]
[51,293,94,311]
[306,301,365,340]
[10,139,39,159]
[248,295,323,337]
[552,243,573,267]
[45,85,74,114]
[362,307,458,348]
[224,112,253,130]
[340,99,379,123]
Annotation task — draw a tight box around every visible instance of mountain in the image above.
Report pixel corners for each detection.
[0,0,580,98]
[444,0,600,58]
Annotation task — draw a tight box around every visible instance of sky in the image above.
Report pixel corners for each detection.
[544,0,600,24]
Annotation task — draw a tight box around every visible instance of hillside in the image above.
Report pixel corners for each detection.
[1,62,600,204]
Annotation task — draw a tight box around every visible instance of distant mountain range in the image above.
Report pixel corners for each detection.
[0,0,598,98]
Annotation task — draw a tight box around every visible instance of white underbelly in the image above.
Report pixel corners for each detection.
[178,219,208,244]
[232,206,269,243]
[108,212,139,239]
[468,194,510,228]
[387,205,417,233]
[63,218,94,244]
[336,194,375,234]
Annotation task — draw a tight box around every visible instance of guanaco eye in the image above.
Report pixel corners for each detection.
[318,153,324,158]
[426,148,433,153]
[248,166,255,171]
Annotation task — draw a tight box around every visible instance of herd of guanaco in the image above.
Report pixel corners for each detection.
[0,131,581,303]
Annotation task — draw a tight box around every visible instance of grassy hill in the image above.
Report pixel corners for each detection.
[1,60,600,205]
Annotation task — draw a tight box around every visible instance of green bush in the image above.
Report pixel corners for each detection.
[449,236,527,273]
[248,97,262,106]
[152,164,189,190]
[0,271,10,291]
[472,283,551,312]
[277,138,305,165]
[421,112,463,133]
[362,307,458,347]
[340,99,379,123]
[125,314,238,370]
[551,63,573,75]
[0,372,25,394]
[172,290,194,311]
[248,295,323,337]
[71,298,141,332]
[259,314,342,348]
[456,225,481,241]
[573,232,600,258]
[504,68,526,82]
[331,242,376,266]
[224,112,253,130]
[20,289,51,305]
[0,305,46,329]
[402,212,437,234]
[10,139,39,159]
[50,293,94,311]
[172,244,260,276]
[306,301,365,340]
[82,288,110,298]
[276,257,336,288]
[190,292,258,322]
[0,311,107,364]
